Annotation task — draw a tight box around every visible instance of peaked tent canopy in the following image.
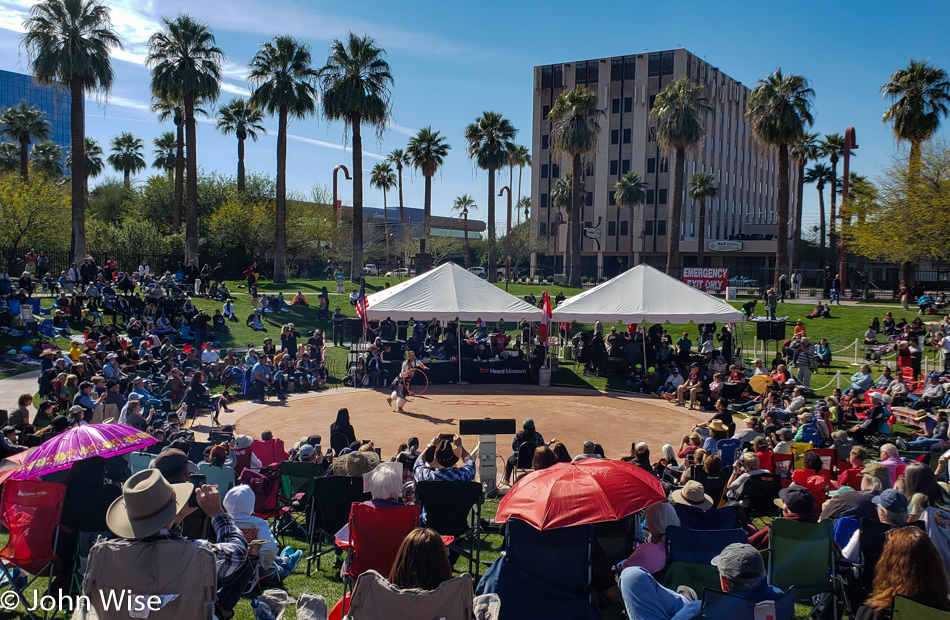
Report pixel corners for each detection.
[551,264,744,325]
[365,262,543,322]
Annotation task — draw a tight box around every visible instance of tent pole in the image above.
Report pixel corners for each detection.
[457,319,463,384]
[641,321,648,371]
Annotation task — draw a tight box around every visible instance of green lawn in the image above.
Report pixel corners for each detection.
[0,363,36,381]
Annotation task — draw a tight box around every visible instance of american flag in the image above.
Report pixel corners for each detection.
[355,280,369,335]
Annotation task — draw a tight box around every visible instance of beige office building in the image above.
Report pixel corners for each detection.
[530,48,798,279]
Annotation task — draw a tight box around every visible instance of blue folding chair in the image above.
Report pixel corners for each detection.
[717,439,742,468]
[7,300,20,316]
[833,516,859,551]
[662,525,750,594]
[700,587,795,619]
[674,504,743,530]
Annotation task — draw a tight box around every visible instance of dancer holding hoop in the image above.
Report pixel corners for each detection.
[401,350,428,393]
[387,370,410,413]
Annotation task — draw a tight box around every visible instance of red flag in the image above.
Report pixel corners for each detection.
[539,290,552,343]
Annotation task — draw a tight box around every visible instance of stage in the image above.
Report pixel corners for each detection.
[209,384,709,464]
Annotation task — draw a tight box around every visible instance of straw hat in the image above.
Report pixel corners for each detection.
[106,470,191,539]
[331,451,380,476]
[707,419,729,433]
[671,480,713,510]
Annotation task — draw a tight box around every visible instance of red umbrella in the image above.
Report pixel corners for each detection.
[494,459,666,530]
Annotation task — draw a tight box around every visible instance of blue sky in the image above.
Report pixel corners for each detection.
[1,0,948,233]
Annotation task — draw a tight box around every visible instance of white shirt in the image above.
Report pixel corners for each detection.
[665,373,685,389]
[201,349,220,363]
[753,365,768,376]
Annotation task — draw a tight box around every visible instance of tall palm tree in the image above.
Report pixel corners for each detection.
[370,162,397,266]
[547,87,601,287]
[803,163,831,266]
[216,97,266,192]
[22,0,121,263]
[66,136,103,195]
[387,148,410,226]
[688,172,719,268]
[32,141,63,178]
[249,36,318,283]
[511,144,531,224]
[452,194,476,268]
[882,60,950,286]
[552,174,586,275]
[0,101,51,181]
[745,69,815,288]
[152,131,177,179]
[107,131,145,190]
[789,132,819,269]
[407,126,451,254]
[0,142,19,174]
[613,171,648,270]
[147,14,224,263]
[518,195,530,221]
[151,97,185,231]
[649,77,712,275]
[319,32,393,282]
[819,133,844,251]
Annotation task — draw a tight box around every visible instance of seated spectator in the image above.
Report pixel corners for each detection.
[549,441,571,463]
[413,435,475,482]
[820,475,881,522]
[791,451,833,510]
[848,392,889,444]
[844,364,874,398]
[655,367,684,400]
[753,436,774,473]
[531,446,558,471]
[572,440,604,462]
[388,528,453,591]
[223,485,302,580]
[877,444,905,485]
[620,502,679,574]
[502,418,544,485]
[677,432,703,460]
[839,488,908,564]
[726,452,770,494]
[733,417,764,446]
[749,486,816,550]
[671,479,714,511]
[911,373,946,411]
[836,445,868,489]
[291,291,309,306]
[793,411,821,445]
[252,430,289,467]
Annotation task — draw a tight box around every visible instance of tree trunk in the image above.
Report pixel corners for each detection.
[463,213,470,268]
[792,159,805,269]
[517,166,523,225]
[487,168,497,283]
[901,140,923,290]
[273,106,288,283]
[184,92,199,264]
[817,184,826,267]
[666,146,686,275]
[420,174,431,254]
[775,143,790,290]
[697,199,706,268]
[19,134,29,182]
[569,154,582,288]
[627,206,635,271]
[829,155,838,251]
[350,113,363,283]
[124,170,130,191]
[173,115,184,232]
[383,187,390,269]
[237,134,246,193]
[69,77,86,265]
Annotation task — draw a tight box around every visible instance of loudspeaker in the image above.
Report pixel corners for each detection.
[771,320,786,341]
[756,321,772,341]
[458,418,517,436]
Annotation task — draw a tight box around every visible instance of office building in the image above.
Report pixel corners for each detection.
[0,68,72,165]
[530,49,798,278]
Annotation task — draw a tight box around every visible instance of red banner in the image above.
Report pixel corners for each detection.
[682,267,729,292]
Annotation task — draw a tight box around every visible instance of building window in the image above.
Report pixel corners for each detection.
[552,164,560,178]
[611,129,619,145]
[648,53,661,77]
[648,94,656,109]
[624,96,632,113]
[644,220,654,235]
[660,157,669,172]
[662,52,674,76]
[575,61,587,83]
[624,57,636,80]
[608,190,616,205]
[584,221,592,230]
[657,220,667,235]
[648,126,657,142]
[610,160,618,175]
[646,189,655,204]
[585,161,595,177]
[542,104,550,120]
[621,159,631,173]
[541,66,552,88]
[608,221,617,236]
[540,222,548,236]
[585,191,594,207]
[658,189,668,204]
[647,158,656,174]
[553,65,563,87]
[541,164,549,179]
[540,193,548,207]
[611,58,623,81]
[620,221,629,236]
[587,62,598,83]
[612,98,620,114]
[622,128,631,144]
[541,134,549,150]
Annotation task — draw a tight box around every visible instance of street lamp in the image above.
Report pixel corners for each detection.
[460,207,470,268]
[332,165,351,261]
[499,185,512,291]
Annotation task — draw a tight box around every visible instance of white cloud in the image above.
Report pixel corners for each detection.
[99,95,152,113]
[387,120,417,137]
[287,133,385,160]
[220,81,250,97]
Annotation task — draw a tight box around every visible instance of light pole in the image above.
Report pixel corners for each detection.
[460,207,470,268]
[838,127,858,297]
[332,165,351,262]
[499,185,512,291]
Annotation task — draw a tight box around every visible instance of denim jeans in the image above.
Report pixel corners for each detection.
[619,566,697,620]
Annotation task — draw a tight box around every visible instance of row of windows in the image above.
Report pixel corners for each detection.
[610,97,633,114]
[610,58,637,81]
[574,61,599,84]
[540,65,564,89]
[539,163,561,179]
[648,52,675,78]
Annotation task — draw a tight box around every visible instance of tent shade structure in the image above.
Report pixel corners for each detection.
[551,264,744,325]
[365,262,543,323]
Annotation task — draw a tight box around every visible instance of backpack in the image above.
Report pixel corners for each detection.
[799,423,820,446]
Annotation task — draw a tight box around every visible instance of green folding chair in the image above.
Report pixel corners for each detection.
[661,561,721,595]
[893,595,950,619]
[767,518,841,619]
[273,461,322,544]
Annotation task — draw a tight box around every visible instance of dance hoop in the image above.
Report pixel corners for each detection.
[404,369,429,395]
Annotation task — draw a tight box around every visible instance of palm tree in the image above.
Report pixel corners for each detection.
[65,137,104,197]
[151,97,185,231]
[649,77,712,275]
[216,97,266,192]
[687,172,719,268]
[0,101,51,181]
[22,0,121,264]
[147,14,224,263]
[407,126,451,253]
[370,162,397,267]
[387,148,410,227]
[803,163,831,265]
[511,144,531,224]
[249,36,318,283]
[152,131,177,179]
[547,87,601,287]
[518,195,530,221]
[552,174,586,274]
[107,132,145,190]
[819,133,844,251]
[32,141,63,178]
[882,60,950,286]
[613,171,648,270]
[745,69,815,288]
[789,132,819,269]
[319,32,393,282]
[452,194,477,268]
[0,142,18,174]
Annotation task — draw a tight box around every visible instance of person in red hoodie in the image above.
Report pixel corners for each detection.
[791,450,833,509]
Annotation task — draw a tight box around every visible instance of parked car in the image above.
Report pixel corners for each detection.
[728,276,758,287]
[468,267,486,277]
[362,264,379,276]
[385,268,409,278]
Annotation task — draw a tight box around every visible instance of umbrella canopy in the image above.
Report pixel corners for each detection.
[748,374,774,395]
[11,424,158,481]
[0,449,34,486]
[494,459,666,530]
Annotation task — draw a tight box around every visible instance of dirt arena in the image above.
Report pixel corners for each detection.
[203,384,710,463]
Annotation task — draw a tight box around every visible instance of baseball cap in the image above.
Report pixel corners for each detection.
[523,418,535,429]
[873,489,908,513]
[647,366,655,372]
[827,485,855,498]
[774,486,814,515]
[710,543,766,585]
[299,444,316,458]
[153,449,189,477]
[862,463,891,489]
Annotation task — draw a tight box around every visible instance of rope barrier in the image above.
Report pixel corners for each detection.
[831,339,858,355]
[809,371,842,393]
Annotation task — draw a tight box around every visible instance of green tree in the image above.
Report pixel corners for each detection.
[465,111,518,283]
[745,69,815,287]
[452,193,476,267]
[319,32,393,282]
[0,101,51,182]
[547,87,601,287]
[0,143,18,174]
[819,133,844,250]
[22,0,121,263]
[107,131,145,190]
[370,161,397,265]
[803,163,831,265]
[552,174,586,272]
[687,171,719,268]
[67,136,104,195]
[407,126,451,253]
[789,132,819,269]
[31,140,63,178]
[249,35,318,283]
[649,77,712,274]
[147,14,224,263]
[87,178,131,222]
[0,171,71,263]
[386,148,410,226]
[216,97,266,193]
[518,195,530,221]
[613,171,648,270]
[152,131,177,178]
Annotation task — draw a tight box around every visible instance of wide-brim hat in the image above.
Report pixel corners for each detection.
[423,439,463,469]
[331,451,380,476]
[106,469,192,539]
[671,480,713,510]
[707,419,729,433]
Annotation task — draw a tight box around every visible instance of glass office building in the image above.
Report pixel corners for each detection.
[0,69,72,166]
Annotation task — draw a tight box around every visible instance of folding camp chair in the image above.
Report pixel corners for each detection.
[773,453,793,481]
[347,570,489,620]
[693,468,729,507]
[505,517,595,603]
[673,504,743,530]
[513,442,538,481]
[593,512,640,565]
[833,516,859,551]
[273,461,323,545]
[414,481,484,576]
[790,442,814,469]
[767,518,840,619]
[717,439,741,469]
[127,451,153,474]
[0,479,67,620]
[197,462,236,493]
[892,594,950,619]
[237,467,281,519]
[811,448,838,474]
[308,475,371,576]
[730,472,782,526]
[662,526,749,594]
[700,587,795,619]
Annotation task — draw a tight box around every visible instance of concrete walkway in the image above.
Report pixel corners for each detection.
[0,370,39,410]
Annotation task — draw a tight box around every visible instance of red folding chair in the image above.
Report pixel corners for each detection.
[0,479,67,620]
[773,453,793,487]
[901,366,924,394]
[238,467,281,519]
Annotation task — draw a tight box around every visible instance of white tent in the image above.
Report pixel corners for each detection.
[551,264,744,324]
[365,262,543,322]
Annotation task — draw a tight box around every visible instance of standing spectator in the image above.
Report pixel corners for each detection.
[332,307,346,347]
[898,280,910,311]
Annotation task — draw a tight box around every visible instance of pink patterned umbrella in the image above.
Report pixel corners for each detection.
[11,424,159,480]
